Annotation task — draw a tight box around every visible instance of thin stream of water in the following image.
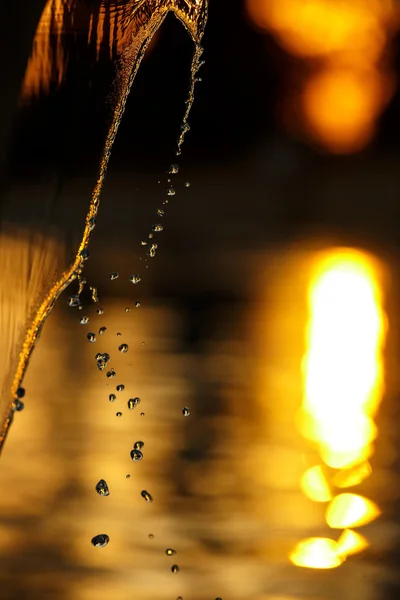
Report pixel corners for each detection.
[0,0,208,452]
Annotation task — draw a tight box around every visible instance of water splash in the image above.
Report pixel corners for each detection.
[1,0,208,452]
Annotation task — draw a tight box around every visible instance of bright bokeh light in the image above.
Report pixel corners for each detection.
[300,465,332,503]
[333,460,372,488]
[245,0,399,152]
[326,493,381,529]
[290,537,344,569]
[336,528,369,556]
[300,250,385,469]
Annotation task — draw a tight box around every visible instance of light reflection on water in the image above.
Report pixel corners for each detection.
[0,243,398,599]
[20,0,159,103]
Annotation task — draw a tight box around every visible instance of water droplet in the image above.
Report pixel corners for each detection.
[119,343,128,353]
[157,209,164,217]
[88,216,96,231]
[117,332,121,336]
[80,249,89,260]
[167,187,176,197]
[134,441,144,450]
[140,412,145,416]
[148,243,158,258]
[16,387,25,398]
[141,490,153,502]
[110,272,119,280]
[116,412,123,417]
[141,240,148,246]
[109,393,116,402]
[166,548,177,556]
[14,400,24,412]
[95,479,110,496]
[182,407,191,417]
[148,533,154,539]
[169,164,179,174]
[96,307,104,315]
[95,352,110,371]
[128,397,140,410]
[135,301,141,308]
[87,332,96,343]
[125,307,130,313]
[91,534,109,548]
[171,565,180,574]
[130,274,141,284]
[116,384,125,392]
[106,369,116,379]
[126,474,130,479]
[130,449,143,461]
[68,295,80,307]
[152,224,163,232]
[99,326,107,335]
[184,182,191,188]
[80,316,89,325]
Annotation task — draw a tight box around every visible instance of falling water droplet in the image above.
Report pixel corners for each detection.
[99,326,107,335]
[148,243,158,258]
[16,387,25,398]
[116,412,123,417]
[95,352,110,371]
[110,272,119,280]
[68,295,80,307]
[80,249,89,260]
[167,187,176,197]
[135,301,141,308]
[166,548,177,556]
[141,490,153,502]
[152,224,163,232]
[125,307,130,313]
[119,343,128,353]
[14,400,24,412]
[148,533,154,539]
[106,369,116,379]
[116,384,125,392]
[184,182,191,188]
[169,164,179,174]
[171,565,180,574]
[130,274,141,284]
[88,216,96,231]
[130,449,143,461]
[126,474,130,479]
[134,441,144,450]
[96,307,104,315]
[141,240,148,246]
[80,316,89,325]
[140,412,145,416]
[182,407,191,417]
[109,393,116,402]
[91,534,109,548]
[117,332,121,336]
[157,209,165,217]
[95,479,110,496]
[87,332,96,343]
[128,397,140,410]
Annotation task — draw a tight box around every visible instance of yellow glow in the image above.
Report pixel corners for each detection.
[300,249,385,469]
[290,537,344,569]
[336,529,369,556]
[333,461,372,488]
[326,493,381,528]
[300,465,332,502]
[245,0,399,152]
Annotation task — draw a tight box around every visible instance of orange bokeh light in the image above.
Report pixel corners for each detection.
[245,0,400,153]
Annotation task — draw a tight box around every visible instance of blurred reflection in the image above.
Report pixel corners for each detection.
[292,248,386,569]
[245,0,399,152]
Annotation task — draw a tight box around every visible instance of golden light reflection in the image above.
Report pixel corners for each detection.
[245,0,400,152]
[290,248,386,569]
[336,528,369,556]
[300,250,385,469]
[300,465,332,503]
[326,493,381,529]
[290,537,344,569]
